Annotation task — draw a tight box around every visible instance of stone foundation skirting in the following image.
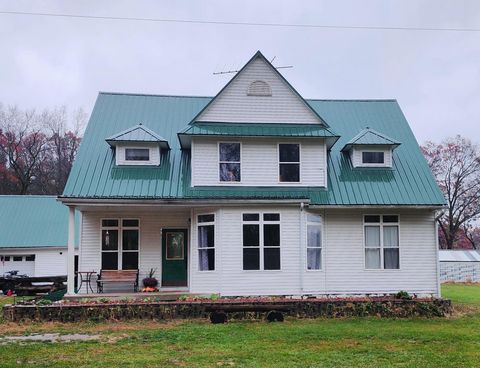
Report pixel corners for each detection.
[2,298,452,322]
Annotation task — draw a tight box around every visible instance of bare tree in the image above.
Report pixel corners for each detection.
[422,136,480,249]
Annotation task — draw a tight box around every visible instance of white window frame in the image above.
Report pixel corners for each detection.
[100,218,140,270]
[197,213,216,272]
[116,143,160,166]
[241,212,281,271]
[363,215,400,270]
[125,147,150,162]
[355,147,391,168]
[218,142,242,183]
[278,143,301,183]
[306,213,323,271]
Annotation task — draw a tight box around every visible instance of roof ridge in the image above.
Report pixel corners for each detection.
[99,91,213,99]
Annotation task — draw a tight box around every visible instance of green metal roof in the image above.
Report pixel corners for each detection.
[342,127,401,151]
[62,93,445,206]
[0,196,79,248]
[178,122,339,149]
[106,123,170,149]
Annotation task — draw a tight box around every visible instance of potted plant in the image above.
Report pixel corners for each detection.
[142,268,158,289]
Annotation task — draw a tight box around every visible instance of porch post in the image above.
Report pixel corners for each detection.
[67,206,76,295]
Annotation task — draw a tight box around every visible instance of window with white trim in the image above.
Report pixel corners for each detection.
[364,215,399,269]
[219,143,241,182]
[279,144,300,182]
[198,214,215,271]
[242,213,280,270]
[101,219,139,270]
[306,214,322,270]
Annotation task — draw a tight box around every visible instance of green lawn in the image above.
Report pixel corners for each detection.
[0,284,479,368]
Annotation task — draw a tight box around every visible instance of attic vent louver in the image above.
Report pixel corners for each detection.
[247,80,272,96]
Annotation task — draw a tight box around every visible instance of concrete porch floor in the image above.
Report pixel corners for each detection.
[65,291,210,301]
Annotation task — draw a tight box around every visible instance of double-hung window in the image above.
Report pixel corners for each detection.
[101,219,139,270]
[198,214,215,271]
[242,213,280,270]
[364,215,399,269]
[306,214,322,270]
[279,144,300,182]
[219,143,241,182]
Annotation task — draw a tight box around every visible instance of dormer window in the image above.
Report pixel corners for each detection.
[341,128,401,169]
[125,148,150,161]
[362,151,384,165]
[105,123,170,167]
[247,80,272,96]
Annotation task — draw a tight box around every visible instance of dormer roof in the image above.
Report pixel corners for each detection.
[341,127,401,151]
[106,123,170,150]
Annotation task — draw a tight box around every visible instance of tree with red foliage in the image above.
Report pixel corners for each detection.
[422,136,480,249]
[0,104,85,195]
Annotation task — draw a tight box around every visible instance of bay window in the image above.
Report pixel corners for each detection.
[364,215,399,269]
[242,213,280,270]
[198,214,215,271]
[306,214,322,270]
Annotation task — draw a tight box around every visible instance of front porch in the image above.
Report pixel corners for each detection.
[67,205,197,296]
[64,290,209,302]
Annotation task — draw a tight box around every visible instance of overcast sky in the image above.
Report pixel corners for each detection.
[0,0,479,144]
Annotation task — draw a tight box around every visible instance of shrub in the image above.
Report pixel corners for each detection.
[395,291,412,300]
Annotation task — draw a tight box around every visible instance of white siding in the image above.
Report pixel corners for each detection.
[197,57,322,124]
[190,206,302,296]
[78,206,438,297]
[321,209,438,295]
[0,248,68,277]
[79,209,189,293]
[192,137,326,187]
[115,143,160,166]
[351,145,393,168]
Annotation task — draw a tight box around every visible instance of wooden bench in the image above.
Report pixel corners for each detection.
[96,270,139,293]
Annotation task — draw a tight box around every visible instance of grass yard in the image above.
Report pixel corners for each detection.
[0,284,479,368]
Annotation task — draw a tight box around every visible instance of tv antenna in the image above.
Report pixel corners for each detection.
[213,56,293,75]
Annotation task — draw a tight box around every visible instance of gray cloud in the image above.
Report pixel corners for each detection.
[0,0,479,143]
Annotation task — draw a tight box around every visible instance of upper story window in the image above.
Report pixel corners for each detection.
[279,143,300,182]
[362,151,384,165]
[125,148,150,161]
[219,142,241,182]
[247,80,272,96]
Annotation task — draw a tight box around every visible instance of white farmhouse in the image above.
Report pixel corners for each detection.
[59,51,445,297]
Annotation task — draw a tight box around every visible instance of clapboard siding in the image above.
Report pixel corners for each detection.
[323,209,437,295]
[189,206,302,296]
[78,206,438,296]
[0,248,68,277]
[351,145,393,168]
[192,137,326,187]
[79,209,189,293]
[196,57,321,124]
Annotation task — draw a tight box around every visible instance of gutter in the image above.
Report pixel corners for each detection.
[57,197,311,207]
[308,204,447,210]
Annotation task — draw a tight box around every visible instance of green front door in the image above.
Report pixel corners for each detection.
[161,229,188,287]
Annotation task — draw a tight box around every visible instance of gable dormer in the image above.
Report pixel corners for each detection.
[106,123,169,166]
[191,51,329,126]
[342,128,401,168]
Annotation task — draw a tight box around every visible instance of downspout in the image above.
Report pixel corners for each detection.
[435,210,443,298]
[299,202,305,295]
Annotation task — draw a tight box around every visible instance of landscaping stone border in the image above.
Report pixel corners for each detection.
[2,298,452,322]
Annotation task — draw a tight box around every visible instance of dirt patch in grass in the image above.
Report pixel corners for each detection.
[0,319,188,336]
